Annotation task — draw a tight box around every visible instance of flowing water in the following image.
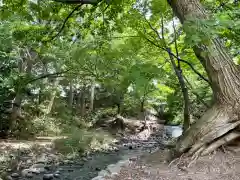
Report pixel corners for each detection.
[6,125,182,180]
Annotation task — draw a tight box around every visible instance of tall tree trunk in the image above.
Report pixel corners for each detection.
[80,86,86,116]
[89,80,95,112]
[11,93,22,122]
[115,93,124,115]
[38,64,48,105]
[140,84,149,113]
[45,79,59,115]
[10,58,24,123]
[11,48,35,131]
[168,0,240,157]
[68,79,74,108]
[140,99,145,112]
[168,49,190,132]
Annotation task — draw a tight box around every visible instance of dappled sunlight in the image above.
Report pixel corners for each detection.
[0,0,240,179]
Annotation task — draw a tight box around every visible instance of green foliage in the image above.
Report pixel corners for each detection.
[53,128,115,155]
[0,0,238,137]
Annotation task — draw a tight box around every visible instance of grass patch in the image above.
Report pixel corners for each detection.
[53,127,117,157]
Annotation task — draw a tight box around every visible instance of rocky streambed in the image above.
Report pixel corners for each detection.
[2,125,182,180]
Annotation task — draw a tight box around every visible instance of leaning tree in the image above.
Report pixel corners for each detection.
[168,0,240,157]
[52,0,240,157]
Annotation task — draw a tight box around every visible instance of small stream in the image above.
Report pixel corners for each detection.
[10,126,182,180]
[59,143,157,180]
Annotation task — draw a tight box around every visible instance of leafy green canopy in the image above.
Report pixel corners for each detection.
[0,0,238,133]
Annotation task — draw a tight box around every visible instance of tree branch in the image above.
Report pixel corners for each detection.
[178,59,209,84]
[49,4,83,41]
[26,70,70,85]
[143,35,210,85]
[143,18,210,85]
[172,16,180,68]
[53,0,102,4]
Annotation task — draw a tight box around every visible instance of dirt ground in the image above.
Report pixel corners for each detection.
[106,148,240,180]
[2,123,240,180]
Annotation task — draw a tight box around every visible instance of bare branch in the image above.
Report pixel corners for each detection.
[142,34,210,84]
[49,4,83,41]
[160,14,166,47]
[172,16,180,68]
[144,16,162,41]
[178,59,209,84]
[26,70,70,84]
[142,18,210,85]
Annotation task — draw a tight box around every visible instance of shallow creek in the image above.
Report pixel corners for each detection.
[10,125,182,180]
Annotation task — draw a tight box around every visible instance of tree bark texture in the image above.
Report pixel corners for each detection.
[168,0,240,104]
[168,0,240,156]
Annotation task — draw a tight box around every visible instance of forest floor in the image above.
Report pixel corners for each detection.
[1,119,240,180]
[106,149,240,180]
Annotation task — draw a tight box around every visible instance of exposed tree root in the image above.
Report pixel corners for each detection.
[201,131,240,156]
[187,146,205,167]
[174,104,240,160]
[188,121,240,156]
[168,153,185,167]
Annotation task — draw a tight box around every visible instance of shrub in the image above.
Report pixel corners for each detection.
[53,127,116,156]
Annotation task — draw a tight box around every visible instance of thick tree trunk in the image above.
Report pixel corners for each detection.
[168,0,240,157]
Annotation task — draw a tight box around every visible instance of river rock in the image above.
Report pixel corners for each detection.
[26,159,32,164]
[6,169,12,172]
[58,161,64,166]
[129,157,137,161]
[92,176,105,180]
[54,171,60,174]
[21,169,33,178]
[53,174,60,178]
[42,174,54,180]
[100,169,111,177]
[56,168,63,172]
[113,147,119,152]
[95,167,101,171]
[82,157,88,162]
[75,161,84,166]
[36,154,48,164]
[63,160,72,164]
[5,176,13,180]
[29,164,47,174]
[10,173,19,178]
